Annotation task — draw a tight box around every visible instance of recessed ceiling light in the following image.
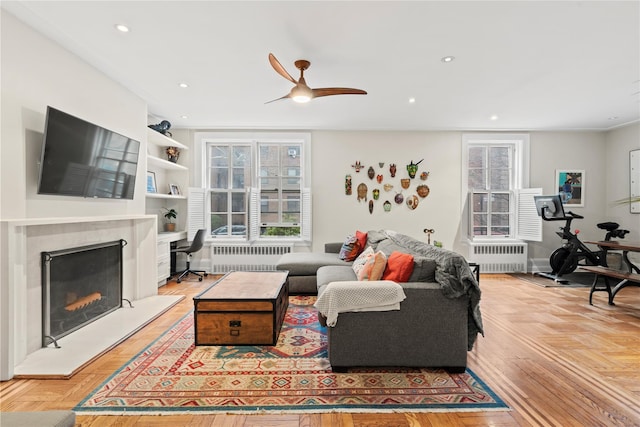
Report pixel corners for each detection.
[441,56,455,63]
[179,82,189,88]
[490,115,499,121]
[114,24,130,33]
[607,116,619,120]
[408,97,416,104]
[180,115,188,119]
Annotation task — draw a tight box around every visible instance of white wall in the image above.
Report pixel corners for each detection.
[310,131,463,252]
[527,131,609,260]
[0,10,147,221]
[605,123,640,262]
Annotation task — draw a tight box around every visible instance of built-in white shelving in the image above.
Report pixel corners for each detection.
[147,155,188,171]
[147,129,189,151]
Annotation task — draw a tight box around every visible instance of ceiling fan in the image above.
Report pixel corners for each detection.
[266,53,367,104]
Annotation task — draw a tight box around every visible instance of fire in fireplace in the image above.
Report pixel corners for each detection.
[41,240,126,347]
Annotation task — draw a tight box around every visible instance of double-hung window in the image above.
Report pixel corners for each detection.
[195,132,311,243]
[258,144,302,237]
[462,133,539,241]
[468,144,514,237]
[208,144,251,238]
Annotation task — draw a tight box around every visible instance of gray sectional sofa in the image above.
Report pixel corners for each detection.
[276,230,483,371]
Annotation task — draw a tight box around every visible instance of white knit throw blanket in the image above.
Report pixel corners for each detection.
[314,280,407,327]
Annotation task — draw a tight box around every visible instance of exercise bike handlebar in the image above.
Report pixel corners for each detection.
[540,206,583,221]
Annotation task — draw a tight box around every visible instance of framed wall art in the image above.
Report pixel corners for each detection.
[555,169,584,207]
[146,171,157,193]
[169,183,181,196]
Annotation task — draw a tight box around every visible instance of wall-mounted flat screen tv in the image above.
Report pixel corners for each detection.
[38,107,140,199]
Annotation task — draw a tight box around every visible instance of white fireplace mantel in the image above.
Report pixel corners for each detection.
[0,215,163,380]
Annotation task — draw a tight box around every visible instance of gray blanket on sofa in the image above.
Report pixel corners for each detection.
[367,230,484,350]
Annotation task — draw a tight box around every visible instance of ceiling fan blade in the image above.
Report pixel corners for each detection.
[268,53,297,84]
[264,94,290,104]
[312,87,367,98]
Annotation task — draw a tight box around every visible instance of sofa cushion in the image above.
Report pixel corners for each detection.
[355,230,368,250]
[409,256,437,282]
[375,238,409,256]
[338,234,362,261]
[277,252,351,276]
[317,265,357,295]
[351,246,374,277]
[358,251,387,281]
[382,251,415,282]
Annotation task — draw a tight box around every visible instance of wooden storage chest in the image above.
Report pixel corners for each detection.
[193,271,289,345]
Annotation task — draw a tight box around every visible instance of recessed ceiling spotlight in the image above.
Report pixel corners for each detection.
[114,24,130,33]
[607,116,619,120]
[179,83,189,88]
[180,115,188,119]
[490,115,499,121]
[409,97,416,104]
[441,56,455,63]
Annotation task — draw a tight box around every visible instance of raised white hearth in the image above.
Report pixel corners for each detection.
[0,215,163,380]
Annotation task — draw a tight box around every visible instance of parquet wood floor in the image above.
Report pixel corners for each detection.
[1,274,639,426]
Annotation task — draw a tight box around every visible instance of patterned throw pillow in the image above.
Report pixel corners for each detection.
[382,251,415,282]
[358,251,387,281]
[352,246,374,277]
[338,234,362,261]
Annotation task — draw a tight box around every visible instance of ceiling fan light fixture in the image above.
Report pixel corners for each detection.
[291,85,313,103]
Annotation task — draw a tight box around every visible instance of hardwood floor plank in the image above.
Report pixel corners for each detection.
[1,273,639,427]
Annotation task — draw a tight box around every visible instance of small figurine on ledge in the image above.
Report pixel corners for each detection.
[148,120,172,137]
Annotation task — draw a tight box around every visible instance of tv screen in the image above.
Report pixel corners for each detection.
[38,107,140,199]
[533,195,566,219]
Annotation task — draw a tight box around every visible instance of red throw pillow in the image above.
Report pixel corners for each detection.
[382,251,415,282]
[355,230,368,253]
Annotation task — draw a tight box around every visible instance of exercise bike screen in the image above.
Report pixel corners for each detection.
[534,195,566,219]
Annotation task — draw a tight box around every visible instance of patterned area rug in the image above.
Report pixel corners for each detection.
[75,296,508,414]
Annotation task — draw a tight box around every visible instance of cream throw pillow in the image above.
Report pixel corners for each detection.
[358,250,387,281]
[351,246,374,277]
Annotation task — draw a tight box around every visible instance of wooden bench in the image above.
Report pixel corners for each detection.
[580,265,640,305]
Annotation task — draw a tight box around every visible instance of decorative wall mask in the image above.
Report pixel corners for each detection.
[406,159,424,179]
[345,175,352,195]
[383,200,392,212]
[400,178,410,189]
[357,183,368,202]
[406,195,419,210]
[379,162,385,168]
[383,183,393,192]
[368,200,374,214]
[367,166,375,179]
[389,164,397,177]
[352,161,364,172]
[394,192,404,204]
[416,184,430,198]
[420,171,429,180]
[376,174,383,183]
[373,189,380,200]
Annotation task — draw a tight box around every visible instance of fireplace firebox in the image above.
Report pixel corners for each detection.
[41,240,126,347]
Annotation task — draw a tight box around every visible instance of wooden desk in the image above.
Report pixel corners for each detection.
[582,240,640,305]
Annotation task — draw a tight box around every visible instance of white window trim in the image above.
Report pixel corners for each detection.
[462,133,531,241]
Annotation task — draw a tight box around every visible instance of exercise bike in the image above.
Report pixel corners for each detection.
[534,195,629,282]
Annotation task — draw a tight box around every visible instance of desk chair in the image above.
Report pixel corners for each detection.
[171,229,208,283]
